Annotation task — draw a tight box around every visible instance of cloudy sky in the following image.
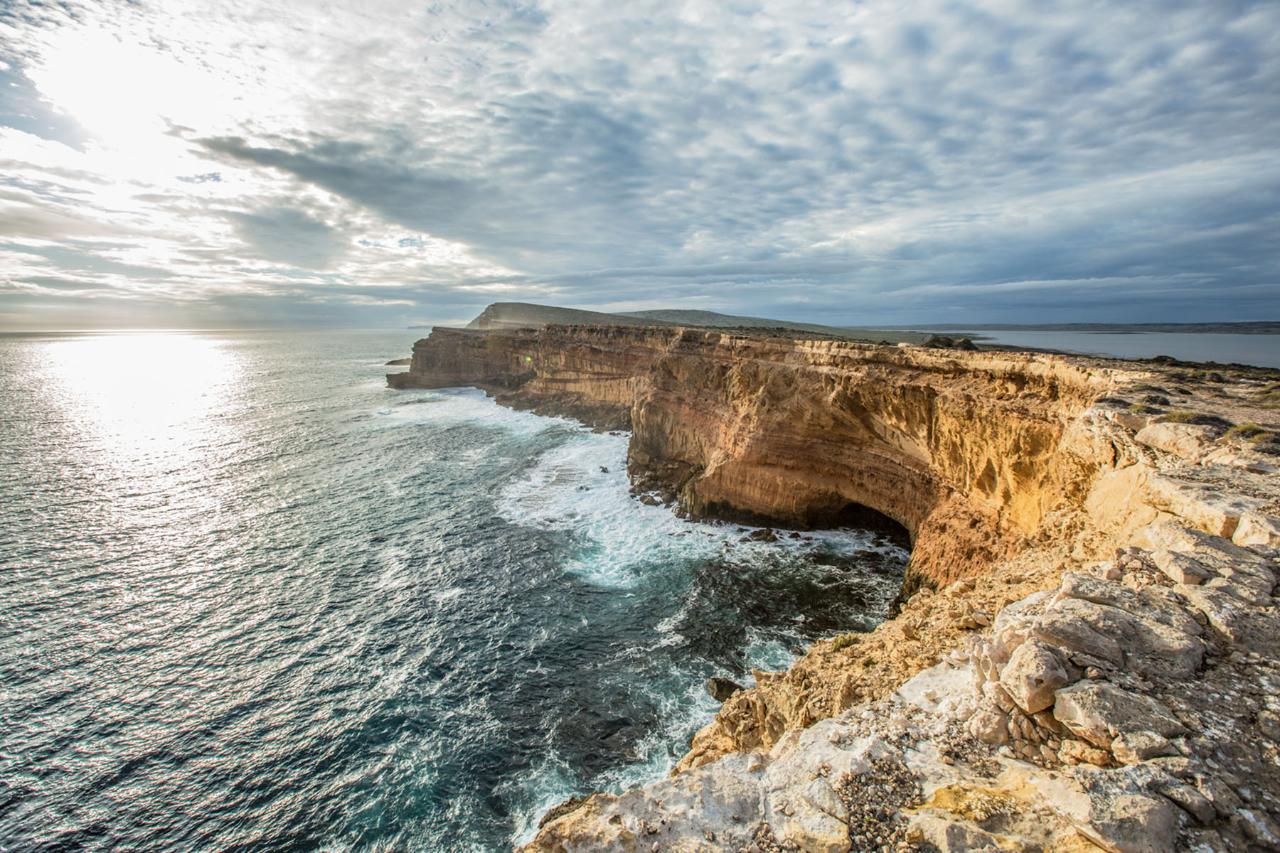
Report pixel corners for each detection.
[1,0,1277,330]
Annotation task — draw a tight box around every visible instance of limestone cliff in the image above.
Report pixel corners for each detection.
[390,325,1111,590]
[389,324,1280,852]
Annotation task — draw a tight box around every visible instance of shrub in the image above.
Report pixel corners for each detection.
[1227,423,1270,442]
[830,633,860,652]
[1158,411,1234,429]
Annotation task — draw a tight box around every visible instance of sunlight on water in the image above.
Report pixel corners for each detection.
[0,331,907,850]
[41,333,240,471]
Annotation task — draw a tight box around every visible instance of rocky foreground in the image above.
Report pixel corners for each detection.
[389,324,1280,852]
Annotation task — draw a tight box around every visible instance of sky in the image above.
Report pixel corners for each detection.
[0,0,1278,330]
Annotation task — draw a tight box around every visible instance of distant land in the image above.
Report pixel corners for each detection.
[919,322,1280,335]
[456,302,934,343]
[411,303,1280,340]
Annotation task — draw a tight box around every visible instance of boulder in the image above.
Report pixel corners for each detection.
[1110,731,1176,764]
[1033,603,1124,667]
[1150,549,1212,585]
[1178,584,1280,653]
[1052,683,1186,749]
[1144,476,1258,538]
[1036,595,1203,680]
[1158,780,1215,824]
[1233,511,1280,549]
[968,707,1010,746]
[1081,792,1178,853]
[1135,422,1217,462]
[1000,640,1071,714]
[707,676,745,702]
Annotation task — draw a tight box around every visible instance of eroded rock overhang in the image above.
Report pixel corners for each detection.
[389,325,1280,851]
[388,323,1114,590]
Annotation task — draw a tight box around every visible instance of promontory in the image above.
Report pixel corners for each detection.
[389,305,1280,852]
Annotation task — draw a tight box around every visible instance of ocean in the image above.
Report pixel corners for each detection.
[949,330,1280,369]
[0,330,906,851]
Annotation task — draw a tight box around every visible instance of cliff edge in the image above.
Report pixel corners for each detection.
[388,324,1280,852]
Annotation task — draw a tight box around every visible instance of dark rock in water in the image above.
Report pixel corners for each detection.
[707,676,744,702]
[745,527,779,543]
[788,531,803,540]
[385,357,411,366]
[599,717,634,743]
[599,466,609,474]
[638,493,662,506]
[539,794,592,828]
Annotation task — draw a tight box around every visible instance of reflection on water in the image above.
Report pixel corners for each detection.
[0,330,906,851]
[41,333,242,470]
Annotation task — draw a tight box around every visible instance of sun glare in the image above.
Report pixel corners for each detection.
[42,333,242,473]
[26,25,254,183]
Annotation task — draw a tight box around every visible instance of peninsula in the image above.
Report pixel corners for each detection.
[389,306,1280,852]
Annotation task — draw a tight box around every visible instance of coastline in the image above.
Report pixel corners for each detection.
[390,325,1280,851]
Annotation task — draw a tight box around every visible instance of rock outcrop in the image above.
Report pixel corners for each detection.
[390,325,1110,590]
[388,323,1280,852]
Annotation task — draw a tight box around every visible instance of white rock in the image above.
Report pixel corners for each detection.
[1144,476,1260,539]
[1000,640,1071,714]
[968,706,1010,746]
[1151,549,1212,585]
[895,661,976,718]
[1136,422,1216,462]
[1053,682,1186,748]
[1110,731,1176,764]
[1233,511,1280,548]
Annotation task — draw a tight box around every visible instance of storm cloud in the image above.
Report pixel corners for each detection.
[0,0,1277,329]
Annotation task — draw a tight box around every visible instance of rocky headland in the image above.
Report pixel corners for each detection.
[388,320,1280,852]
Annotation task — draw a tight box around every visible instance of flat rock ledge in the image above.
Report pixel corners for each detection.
[522,401,1280,852]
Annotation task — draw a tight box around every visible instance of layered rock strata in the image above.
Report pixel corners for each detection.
[390,325,1110,590]
[388,325,1280,852]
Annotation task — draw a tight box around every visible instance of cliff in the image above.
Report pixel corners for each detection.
[390,325,1109,590]
[388,324,1280,852]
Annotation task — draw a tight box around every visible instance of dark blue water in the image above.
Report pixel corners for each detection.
[0,330,906,851]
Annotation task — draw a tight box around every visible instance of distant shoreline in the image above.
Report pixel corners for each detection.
[907,321,1280,335]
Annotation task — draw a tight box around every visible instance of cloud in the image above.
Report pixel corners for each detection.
[0,0,1277,329]
[227,205,343,269]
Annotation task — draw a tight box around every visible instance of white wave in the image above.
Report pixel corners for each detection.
[372,387,581,438]
[496,429,899,588]
[742,628,798,674]
[431,586,464,606]
[506,752,581,847]
[591,668,720,793]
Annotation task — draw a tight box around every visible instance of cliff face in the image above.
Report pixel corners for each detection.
[390,325,1280,852]
[390,324,1112,589]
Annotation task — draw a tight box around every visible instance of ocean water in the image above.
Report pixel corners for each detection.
[0,330,907,851]
[951,330,1280,369]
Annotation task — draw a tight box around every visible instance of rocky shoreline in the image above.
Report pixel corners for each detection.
[388,324,1280,851]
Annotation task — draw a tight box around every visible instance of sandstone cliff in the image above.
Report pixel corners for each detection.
[388,325,1280,852]
[390,325,1110,590]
